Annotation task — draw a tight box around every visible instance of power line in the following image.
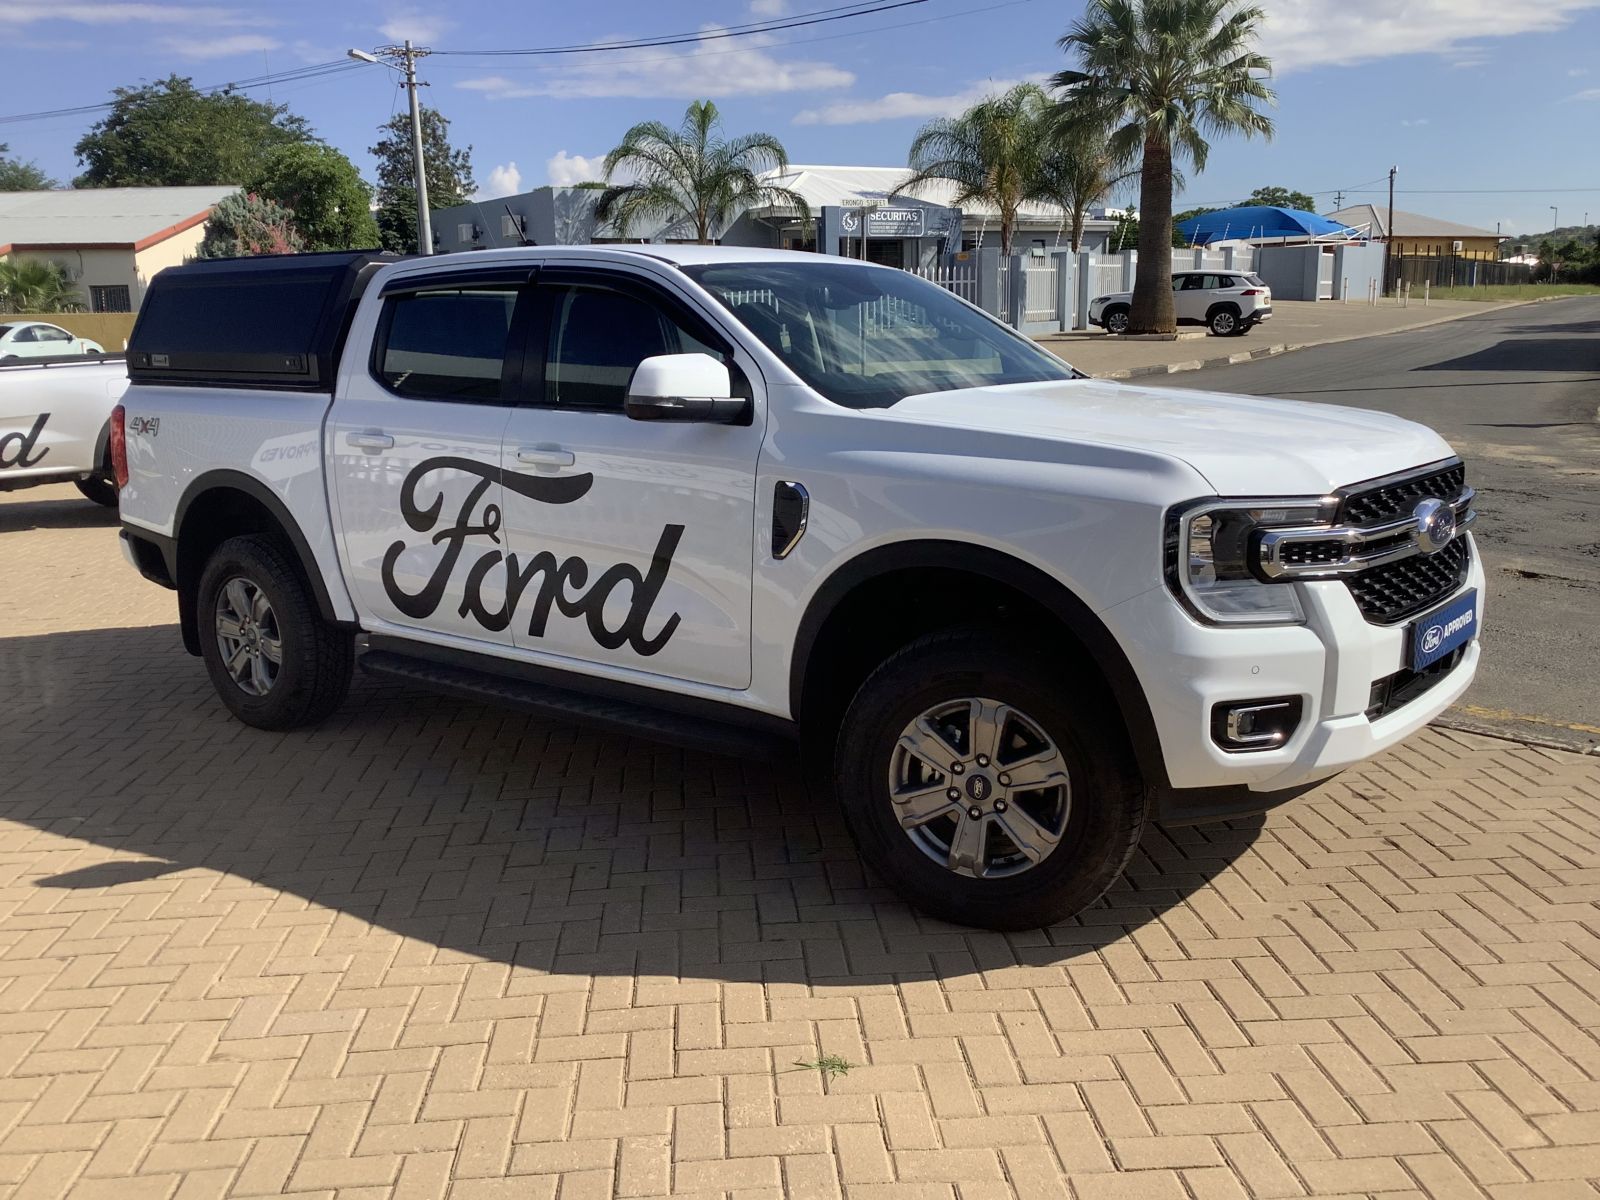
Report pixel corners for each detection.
[0,61,363,126]
[434,1,928,57]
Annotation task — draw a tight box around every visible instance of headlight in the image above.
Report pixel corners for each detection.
[1166,499,1334,625]
[1091,296,1109,305]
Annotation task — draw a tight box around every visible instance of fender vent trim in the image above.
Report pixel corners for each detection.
[772,481,809,560]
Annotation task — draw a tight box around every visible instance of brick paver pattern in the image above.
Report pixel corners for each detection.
[2,485,1598,1199]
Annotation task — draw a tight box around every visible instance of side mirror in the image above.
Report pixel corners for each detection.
[625,353,747,423]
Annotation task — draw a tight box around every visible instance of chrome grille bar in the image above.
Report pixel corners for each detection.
[1257,488,1475,580]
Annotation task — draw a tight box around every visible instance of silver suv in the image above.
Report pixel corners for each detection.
[1089,271,1273,336]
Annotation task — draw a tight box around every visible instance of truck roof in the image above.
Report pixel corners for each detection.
[393,244,882,270]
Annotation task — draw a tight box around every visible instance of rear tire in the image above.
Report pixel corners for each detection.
[1208,307,1241,336]
[197,534,352,730]
[74,474,118,507]
[833,627,1146,929]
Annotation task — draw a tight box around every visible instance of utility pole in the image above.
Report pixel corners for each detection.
[348,41,433,255]
[1333,190,1345,209]
[1384,165,1397,297]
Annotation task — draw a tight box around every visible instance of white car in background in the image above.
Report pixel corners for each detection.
[0,355,127,506]
[1089,271,1273,337]
[0,320,105,362]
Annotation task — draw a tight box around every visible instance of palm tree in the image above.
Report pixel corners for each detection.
[1053,0,1275,333]
[1036,123,1136,253]
[896,83,1053,258]
[594,100,809,244]
[0,258,84,314]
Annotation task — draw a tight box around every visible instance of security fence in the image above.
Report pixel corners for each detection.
[1386,255,1533,292]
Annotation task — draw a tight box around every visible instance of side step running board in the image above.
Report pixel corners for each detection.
[358,649,797,761]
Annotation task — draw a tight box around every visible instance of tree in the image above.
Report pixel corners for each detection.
[1035,121,1135,252]
[0,259,84,313]
[195,192,305,259]
[1242,185,1314,211]
[370,108,474,254]
[1054,0,1275,333]
[0,144,56,192]
[595,100,808,244]
[74,76,315,188]
[897,83,1053,258]
[247,143,379,252]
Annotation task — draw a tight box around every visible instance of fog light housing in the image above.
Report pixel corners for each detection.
[1211,697,1303,752]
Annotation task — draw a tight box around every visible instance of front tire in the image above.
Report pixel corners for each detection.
[833,628,1146,929]
[197,534,352,730]
[1103,306,1131,335]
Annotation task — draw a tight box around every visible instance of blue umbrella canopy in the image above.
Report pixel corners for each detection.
[1175,205,1360,245]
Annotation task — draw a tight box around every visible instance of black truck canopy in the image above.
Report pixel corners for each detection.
[127,249,400,391]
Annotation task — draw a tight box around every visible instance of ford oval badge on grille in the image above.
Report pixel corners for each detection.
[1413,497,1456,554]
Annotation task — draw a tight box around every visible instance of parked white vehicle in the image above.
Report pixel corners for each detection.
[0,356,127,505]
[0,320,105,361]
[114,247,1480,928]
[1089,270,1273,336]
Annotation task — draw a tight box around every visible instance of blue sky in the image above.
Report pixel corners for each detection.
[4,0,1599,239]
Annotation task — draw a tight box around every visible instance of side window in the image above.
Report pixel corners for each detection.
[1208,275,1234,289]
[13,326,38,343]
[37,325,72,342]
[543,285,720,412]
[375,285,520,402]
[1179,275,1207,291]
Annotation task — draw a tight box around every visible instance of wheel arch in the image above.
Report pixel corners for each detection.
[1206,301,1242,319]
[789,540,1168,789]
[172,470,344,656]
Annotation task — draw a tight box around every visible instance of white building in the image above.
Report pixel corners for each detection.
[435,165,1116,266]
[0,186,237,312]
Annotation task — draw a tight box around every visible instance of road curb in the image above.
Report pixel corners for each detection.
[1084,297,1555,380]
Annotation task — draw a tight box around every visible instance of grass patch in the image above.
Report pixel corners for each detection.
[793,1054,854,1082]
[1404,283,1600,303]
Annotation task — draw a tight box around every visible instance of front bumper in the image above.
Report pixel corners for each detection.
[1104,533,1484,805]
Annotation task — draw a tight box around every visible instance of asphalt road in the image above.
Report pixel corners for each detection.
[1154,296,1600,753]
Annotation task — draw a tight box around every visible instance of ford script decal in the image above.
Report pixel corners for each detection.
[379,457,683,656]
[0,413,49,469]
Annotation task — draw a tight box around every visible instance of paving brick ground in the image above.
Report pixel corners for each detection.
[2,484,1599,1199]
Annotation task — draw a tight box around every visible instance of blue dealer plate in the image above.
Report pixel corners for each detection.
[1408,589,1478,671]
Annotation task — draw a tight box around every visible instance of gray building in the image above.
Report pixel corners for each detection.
[433,165,1115,266]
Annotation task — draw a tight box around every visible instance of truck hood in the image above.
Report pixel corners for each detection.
[887,377,1455,496]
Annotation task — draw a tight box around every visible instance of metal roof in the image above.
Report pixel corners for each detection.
[0,186,237,250]
[1325,204,1501,240]
[760,165,1102,225]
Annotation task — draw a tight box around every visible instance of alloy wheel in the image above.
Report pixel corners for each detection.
[888,696,1071,879]
[214,576,282,696]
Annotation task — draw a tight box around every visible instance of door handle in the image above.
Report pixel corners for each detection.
[515,446,575,467]
[347,431,394,451]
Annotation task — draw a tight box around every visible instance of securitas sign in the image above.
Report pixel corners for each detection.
[839,207,928,238]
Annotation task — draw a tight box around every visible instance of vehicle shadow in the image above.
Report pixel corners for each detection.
[0,492,118,533]
[1414,337,1600,373]
[2,624,1263,986]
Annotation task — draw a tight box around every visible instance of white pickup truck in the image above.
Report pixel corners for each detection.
[114,247,1482,928]
[0,354,126,506]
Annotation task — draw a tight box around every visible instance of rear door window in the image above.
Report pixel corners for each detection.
[375,286,522,402]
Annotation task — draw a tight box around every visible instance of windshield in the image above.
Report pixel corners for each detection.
[684,261,1077,409]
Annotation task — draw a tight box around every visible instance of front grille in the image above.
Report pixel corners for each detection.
[1345,536,1470,624]
[1340,461,1465,526]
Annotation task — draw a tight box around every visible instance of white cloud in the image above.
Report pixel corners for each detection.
[475,162,523,199]
[793,75,1047,126]
[549,152,615,186]
[456,28,852,100]
[749,0,787,13]
[1399,117,1430,126]
[8,3,267,26]
[1570,67,1591,76]
[379,12,449,44]
[1568,87,1600,100]
[1256,0,1600,71]
[158,33,280,60]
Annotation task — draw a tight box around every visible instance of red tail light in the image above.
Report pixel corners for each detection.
[110,404,128,489]
[1239,289,1264,295]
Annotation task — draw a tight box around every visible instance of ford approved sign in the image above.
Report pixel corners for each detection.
[1409,589,1478,671]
